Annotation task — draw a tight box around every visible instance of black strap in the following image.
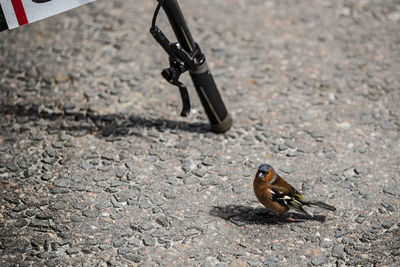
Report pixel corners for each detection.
[0,6,8,32]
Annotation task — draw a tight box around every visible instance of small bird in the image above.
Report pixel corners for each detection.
[253,164,336,216]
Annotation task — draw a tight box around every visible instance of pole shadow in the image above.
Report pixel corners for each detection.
[0,102,211,138]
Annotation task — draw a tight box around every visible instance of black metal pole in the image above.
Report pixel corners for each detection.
[161,0,195,53]
[160,0,232,133]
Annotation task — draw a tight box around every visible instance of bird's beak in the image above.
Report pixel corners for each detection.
[257,172,264,179]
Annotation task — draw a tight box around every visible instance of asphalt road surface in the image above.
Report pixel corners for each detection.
[1,0,399,266]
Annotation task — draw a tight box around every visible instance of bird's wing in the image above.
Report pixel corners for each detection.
[270,184,302,200]
[270,184,309,215]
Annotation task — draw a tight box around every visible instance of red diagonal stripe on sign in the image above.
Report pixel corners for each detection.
[11,0,28,26]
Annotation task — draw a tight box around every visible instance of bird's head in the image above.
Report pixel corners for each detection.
[255,164,277,184]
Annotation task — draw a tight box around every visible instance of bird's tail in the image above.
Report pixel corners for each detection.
[303,200,336,212]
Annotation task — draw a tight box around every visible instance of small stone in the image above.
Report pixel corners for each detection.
[114,192,130,202]
[139,222,154,231]
[128,239,141,247]
[241,169,253,177]
[263,259,279,267]
[127,173,137,181]
[0,144,9,152]
[124,253,141,263]
[78,161,91,170]
[52,142,63,149]
[17,160,29,169]
[82,209,98,218]
[151,196,165,206]
[72,202,87,210]
[218,181,230,190]
[51,200,68,210]
[113,238,127,248]
[29,219,50,228]
[23,168,35,178]
[93,174,108,181]
[300,113,312,121]
[232,186,245,194]
[98,244,111,251]
[71,215,83,222]
[66,248,79,255]
[50,187,69,194]
[343,168,355,178]
[202,158,214,166]
[360,114,374,124]
[192,168,206,177]
[156,217,169,228]
[230,218,246,226]
[332,245,345,260]
[341,237,353,245]
[246,258,260,266]
[110,212,124,220]
[36,212,52,220]
[31,241,40,250]
[279,165,294,174]
[181,163,193,173]
[239,150,250,156]
[311,256,327,266]
[164,191,176,199]
[41,173,53,181]
[320,238,333,248]
[354,167,365,175]
[116,168,126,178]
[15,218,29,228]
[358,146,367,153]
[344,246,356,256]
[71,174,83,183]
[53,179,69,187]
[309,131,324,139]
[101,153,115,161]
[43,240,49,251]
[271,244,282,251]
[139,201,151,209]
[43,157,57,164]
[98,165,112,172]
[95,202,112,210]
[355,215,366,224]
[142,236,155,246]
[284,139,296,149]
[125,160,136,170]
[45,147,57,157]
[382,220,395,229]
[354,243,369,252]
[6,162,19,172]
[278,144,288,151]
[117,247,131,255]
[383,187,396,196]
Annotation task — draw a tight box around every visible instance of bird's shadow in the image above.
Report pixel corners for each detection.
[210,205,326,226]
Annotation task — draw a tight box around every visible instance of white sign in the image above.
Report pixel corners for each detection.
[0,0,95,29]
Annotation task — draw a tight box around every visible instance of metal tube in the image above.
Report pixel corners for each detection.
[157,0,232,132]
[161,0,195,53]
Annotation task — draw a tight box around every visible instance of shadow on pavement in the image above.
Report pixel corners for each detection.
[210,205,326,225]
[0,102,210,138]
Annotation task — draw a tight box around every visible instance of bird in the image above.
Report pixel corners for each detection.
[253,164,336,216]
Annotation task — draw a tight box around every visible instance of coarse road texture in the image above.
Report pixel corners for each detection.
[1,0,399,266]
